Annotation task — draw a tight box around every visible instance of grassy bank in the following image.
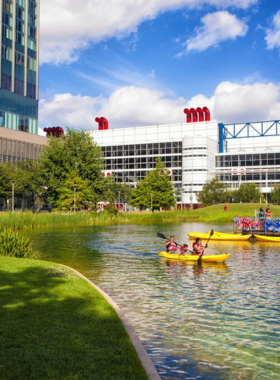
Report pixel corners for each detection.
[185,203,280,223]
[0,257,148,380]
[0,203,279,230]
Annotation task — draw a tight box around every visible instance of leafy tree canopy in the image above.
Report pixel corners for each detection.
[129,158,176,209]
[39,127,104,204]
[197,177,228,206]
[270,184,280,205]
[55,170,94,211]
[0,162,18,207]
[16,159,45,212]
[101,177,132,205]
[233,183,265,203]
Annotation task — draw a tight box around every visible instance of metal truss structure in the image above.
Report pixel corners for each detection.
[218,120,280,153]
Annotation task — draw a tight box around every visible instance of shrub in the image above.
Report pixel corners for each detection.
[104,204,119,216]
[0,227,38,259]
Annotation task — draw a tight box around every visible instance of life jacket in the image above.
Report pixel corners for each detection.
[180,247,188,254]
[192,242,204,255]
[258,210,265,218]
[167,241,177,251]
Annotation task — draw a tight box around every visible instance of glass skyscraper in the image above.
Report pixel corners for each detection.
[0,0,39,134]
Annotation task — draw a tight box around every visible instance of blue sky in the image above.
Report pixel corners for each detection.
[38,0,280,133]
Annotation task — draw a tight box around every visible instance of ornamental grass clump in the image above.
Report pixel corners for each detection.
[0,227,38,259]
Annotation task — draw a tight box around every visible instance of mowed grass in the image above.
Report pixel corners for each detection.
[0,257,148,380]
[1,203,280,230]
[184,203,280,223]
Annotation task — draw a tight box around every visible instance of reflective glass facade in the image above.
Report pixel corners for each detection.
[101,142,182,184]
[0,0,39,134]
[215,153,280,189]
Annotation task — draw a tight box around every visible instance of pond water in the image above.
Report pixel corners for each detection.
[22,223,280,380]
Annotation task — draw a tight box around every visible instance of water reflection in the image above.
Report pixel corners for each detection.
[22,223,280,380]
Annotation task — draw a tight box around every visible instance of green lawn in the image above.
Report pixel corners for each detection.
[0,257,148,380]
[184,203,280,223]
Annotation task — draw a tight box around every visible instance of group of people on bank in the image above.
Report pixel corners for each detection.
[164,236,207,255]
[257,205,272,229]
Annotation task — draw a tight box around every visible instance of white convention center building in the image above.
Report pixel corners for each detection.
[91,108,280,207]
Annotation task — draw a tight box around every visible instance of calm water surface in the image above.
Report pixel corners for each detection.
[22,223,280,380]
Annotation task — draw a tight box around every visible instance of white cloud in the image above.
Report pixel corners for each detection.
[39,87,185,129]
[39,93,104,128]
[38,126,47,136]
[184,11,248,52]
[265,11,280,52]
[213,81,280,122]
[40,0,258,65]
[39,81,280,130]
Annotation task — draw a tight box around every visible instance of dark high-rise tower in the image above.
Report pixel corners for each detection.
[1,0,39,134]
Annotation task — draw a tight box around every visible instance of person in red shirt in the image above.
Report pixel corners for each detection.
[164,236,181,253]
[179,244,189,255]
[224,205,228,212]
[265,205,272,219]
[192,238,207,255]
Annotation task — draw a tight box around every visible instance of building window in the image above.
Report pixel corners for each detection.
[2,24,12,39]
[184,169,208,172]
[4,0,13,13]
[15,51,25,66]
[28,0,37,15]
[1,73,12,91]
[16,5,25,20]
[2,11,13,27]
[28,25,36,39]
[16,18,25,33]
[16,31,25,45]
[27,56,37,71]
[1,45,12,61]
[28,13,37,26]
[183,154,207,157]
[14,78,24,96]
[27,83,36,99]
[28,38,36,50]
[183,147,207,150]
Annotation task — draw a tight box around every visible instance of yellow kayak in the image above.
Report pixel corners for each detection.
[207,231,242,236]
[188,232,251,241]
[158,251,230,262]
[254,234,280,242]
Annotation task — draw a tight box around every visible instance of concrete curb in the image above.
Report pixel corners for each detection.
[60,264,161,380]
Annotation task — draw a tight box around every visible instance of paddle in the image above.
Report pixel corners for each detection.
[157,232,193,254]
[197,229,214,264]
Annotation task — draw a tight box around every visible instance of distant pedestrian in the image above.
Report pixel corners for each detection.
[258,207,265,229]
[232,197,234,203]
[224,205,228,212]
[229,195,232,203]
[265,205,272,219]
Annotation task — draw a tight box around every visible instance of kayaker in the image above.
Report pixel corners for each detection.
[179,244,188,255]
[192,238,207,255]
[257,207,265,229]
[165,236,181,253]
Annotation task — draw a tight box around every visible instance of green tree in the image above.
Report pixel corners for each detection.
[101,178,132,205]
[0,162,17,208]
[129,158,176,210]
[197,178,227,206]
[16,159,45,213]
[234,183,264,203]
[39,128,104,205]
[55,170,94,211]
[271,184,280,205]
